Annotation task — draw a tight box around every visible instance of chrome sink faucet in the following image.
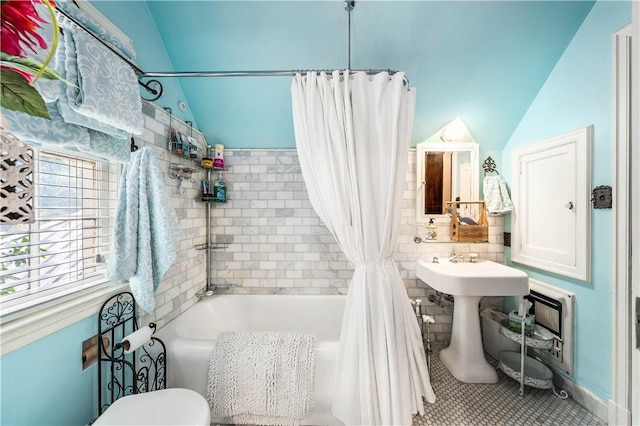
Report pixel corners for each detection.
[449,248,465,263]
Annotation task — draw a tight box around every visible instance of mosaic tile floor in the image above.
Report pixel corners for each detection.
[412,351,605,426]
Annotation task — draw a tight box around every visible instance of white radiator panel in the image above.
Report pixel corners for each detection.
[528,279,575,376]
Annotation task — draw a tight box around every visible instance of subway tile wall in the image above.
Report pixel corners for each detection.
[138,101,505,343]
[210,149,506,343]
[134,101,209,330]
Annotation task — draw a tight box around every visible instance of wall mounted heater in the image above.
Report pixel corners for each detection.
[525,279,575,376]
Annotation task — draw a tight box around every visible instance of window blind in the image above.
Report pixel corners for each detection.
[0,149,118,314]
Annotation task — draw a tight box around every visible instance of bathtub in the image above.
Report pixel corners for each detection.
[155,294,346,426]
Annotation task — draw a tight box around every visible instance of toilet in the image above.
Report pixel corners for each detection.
[93,388,210,425]
[93,292,209,425]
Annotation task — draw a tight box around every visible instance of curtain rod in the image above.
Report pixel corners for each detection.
[138,69,410,101]
[140,69,404,78]
[56,5,409,102]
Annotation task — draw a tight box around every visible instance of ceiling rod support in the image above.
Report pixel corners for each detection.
[344,0,355,69]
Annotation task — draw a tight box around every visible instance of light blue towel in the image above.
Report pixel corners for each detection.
[1,104,130,164]
[107,147,182,314]
[56,0,138,61]
[57,16,143,136]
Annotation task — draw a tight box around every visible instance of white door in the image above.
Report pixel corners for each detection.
[612,23,636,426]
[631,5,639,424]
[511,127,592,282]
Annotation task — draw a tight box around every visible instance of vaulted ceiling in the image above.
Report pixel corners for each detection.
[125,1,596,150]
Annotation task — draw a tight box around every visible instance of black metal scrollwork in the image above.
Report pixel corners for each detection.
[482,156,499,176]
[97,292,167,416]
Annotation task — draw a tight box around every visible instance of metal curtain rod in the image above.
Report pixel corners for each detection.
[141,69,406,79]
[57,1,409,102]
[140,69,409,90]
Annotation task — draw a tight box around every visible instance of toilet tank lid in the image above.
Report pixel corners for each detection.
[93,388,210,426]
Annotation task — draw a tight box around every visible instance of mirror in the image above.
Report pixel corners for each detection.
[416,141,479,222]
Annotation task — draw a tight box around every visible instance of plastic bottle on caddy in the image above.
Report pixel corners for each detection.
[213,172,226,202]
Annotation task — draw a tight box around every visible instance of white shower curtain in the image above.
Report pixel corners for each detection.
[291,70,436,426]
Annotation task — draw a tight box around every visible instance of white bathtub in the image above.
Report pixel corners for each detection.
[155,294,346,426]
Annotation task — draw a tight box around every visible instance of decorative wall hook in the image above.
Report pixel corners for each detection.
[482,156,499,175]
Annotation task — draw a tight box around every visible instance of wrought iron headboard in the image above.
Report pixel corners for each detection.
[97,291,166,415]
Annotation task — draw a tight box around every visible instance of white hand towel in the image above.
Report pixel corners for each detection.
[483,175,514,214]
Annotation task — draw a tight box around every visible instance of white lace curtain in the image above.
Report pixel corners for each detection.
[291,70,436,426]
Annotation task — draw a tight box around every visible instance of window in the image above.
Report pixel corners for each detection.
[0,149,118,316]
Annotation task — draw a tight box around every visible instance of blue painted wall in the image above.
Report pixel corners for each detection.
[90,1,197,126]
[501,1,631,400]
[0,316,98,425]
[0,2,622,423]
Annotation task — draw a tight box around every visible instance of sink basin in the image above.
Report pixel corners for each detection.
[416,259,529,296]
[416,258,529,384]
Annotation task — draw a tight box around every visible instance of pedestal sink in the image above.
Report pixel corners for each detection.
[416,258,528,383]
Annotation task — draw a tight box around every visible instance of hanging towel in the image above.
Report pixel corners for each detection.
[207,331,316,426]
[55,0,138,61]
[483,175,514,214]
[106,147,182,313]
[2,103,89,149]
[57,17,143,136]
[1,104,130,164]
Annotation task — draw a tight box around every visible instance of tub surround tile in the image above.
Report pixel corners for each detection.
[201,148,506,344]
[131,101,208,330]
[129,107,506,346]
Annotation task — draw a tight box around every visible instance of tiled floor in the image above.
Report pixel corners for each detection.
[412,350,605,426]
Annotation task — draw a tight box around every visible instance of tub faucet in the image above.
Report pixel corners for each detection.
[196,284,234,299]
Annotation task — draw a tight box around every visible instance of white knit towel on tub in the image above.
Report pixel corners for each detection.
[207,331,316,426]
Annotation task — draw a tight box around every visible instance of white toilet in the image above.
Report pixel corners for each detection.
[93,292,209,425]
[93,388,210,425]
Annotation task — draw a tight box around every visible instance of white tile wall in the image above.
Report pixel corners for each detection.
[209,149,506,343]
[135,101,506,343]
[134,101,209,330]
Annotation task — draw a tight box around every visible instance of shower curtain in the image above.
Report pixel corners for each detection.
[291,70,436,426]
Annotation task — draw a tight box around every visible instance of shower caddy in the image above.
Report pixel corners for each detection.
[162,108,229,294]
[497,315,567,398]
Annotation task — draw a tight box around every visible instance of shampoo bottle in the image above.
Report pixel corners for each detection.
[213,172,226,202]
[425,218,437,241]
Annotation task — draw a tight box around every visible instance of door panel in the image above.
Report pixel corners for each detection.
[511,126,591,282]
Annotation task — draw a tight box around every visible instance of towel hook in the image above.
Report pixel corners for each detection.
[482,156,499,176]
